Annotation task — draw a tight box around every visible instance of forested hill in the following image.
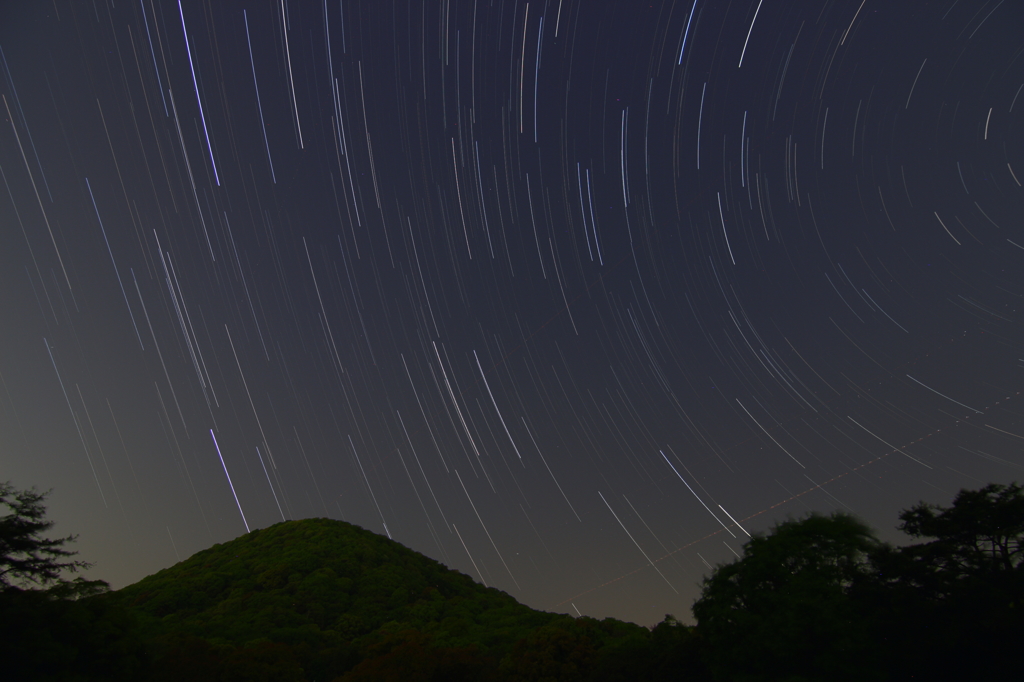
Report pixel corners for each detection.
[108,518,554,647]
[6,483,1019,680]
[92,518,705,681]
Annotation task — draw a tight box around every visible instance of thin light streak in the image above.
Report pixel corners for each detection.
[210,430,250,533]
[3,95,76,306]
[455,470,521,590]
[717,192,736,264]
[474,350,523,462]
[660,451,736,536]
[280,0,304,147]
[678,0,698,64]
[737,0,764,68]
[697,82,706,169]
[523,417,580,521]
[848,416,933,469]
[44,339,105,506]
[718,505,751,537]
[244,11,276,183]
[735,399,804,468]
[598,491,678,593]
[139,0,168,115]
[906,58,926,109]
[86,178,144,351]
[177,0,220,185]
[453,523,487,586]
[349,435,391,539]
[905,374,981,413]
[256,447,285,522]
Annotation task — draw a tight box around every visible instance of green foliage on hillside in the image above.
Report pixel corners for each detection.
[95,517,708,681]
[7,480,1019,680]
[107,518,555,653]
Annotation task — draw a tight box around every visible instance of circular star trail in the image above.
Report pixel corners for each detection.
[1,1,1021,625]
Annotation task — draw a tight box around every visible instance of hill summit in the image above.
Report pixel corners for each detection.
[98,518,703,681]
[112,518,551,647]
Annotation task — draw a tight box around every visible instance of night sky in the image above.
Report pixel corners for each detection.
[1,0,1022,626]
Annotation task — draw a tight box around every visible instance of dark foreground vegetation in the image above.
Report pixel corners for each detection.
[1,480,1020,681]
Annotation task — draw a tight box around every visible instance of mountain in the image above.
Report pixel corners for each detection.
[93,518,707,681]
[109,518,553,648]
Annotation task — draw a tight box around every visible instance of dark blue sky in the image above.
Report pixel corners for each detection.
[1,0,1021,625]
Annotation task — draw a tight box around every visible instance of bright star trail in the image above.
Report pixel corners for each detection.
[1,1,1021,625]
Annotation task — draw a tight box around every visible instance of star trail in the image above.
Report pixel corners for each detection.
[1,1,1022,625]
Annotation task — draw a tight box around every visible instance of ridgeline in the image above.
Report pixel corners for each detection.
[85,518,704,681]
[6,481,1019,681]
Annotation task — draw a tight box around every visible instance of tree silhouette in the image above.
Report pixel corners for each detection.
[692,512,884,681]
[693,484,1024,682]
[0,480,106,595]
[887,481,1023,600]
[0,481,146,680]
[863,482,1023,681]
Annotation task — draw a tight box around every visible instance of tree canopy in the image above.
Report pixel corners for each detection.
[693,482,1024,682]
[864,482,1023,680]
[884,481,1023,600]
[692,512,882,681]
[0,480,106,596]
